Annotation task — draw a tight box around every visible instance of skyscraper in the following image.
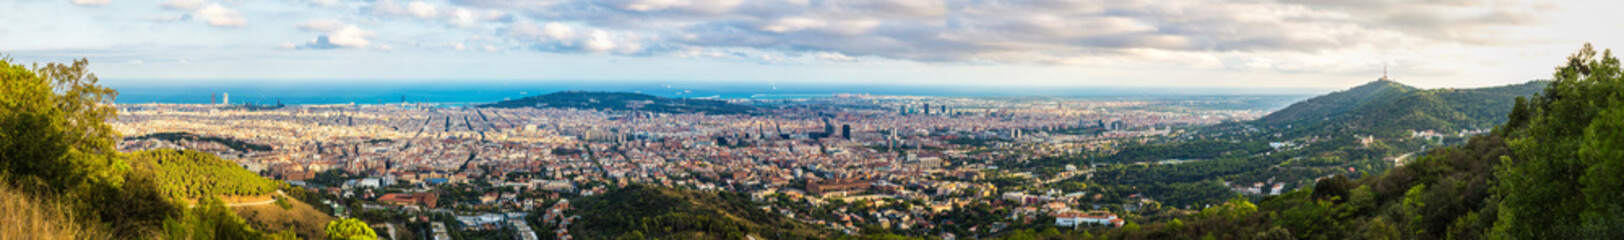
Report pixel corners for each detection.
[924,103,931,115]
[841,124,851,140]
[222,92,230,105]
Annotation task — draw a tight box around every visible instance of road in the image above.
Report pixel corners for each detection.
[188,190,288,208]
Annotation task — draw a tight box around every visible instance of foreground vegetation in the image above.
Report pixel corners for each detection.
[0,57,363,239]
[566,184,834,239]
[1051,44,1624,239]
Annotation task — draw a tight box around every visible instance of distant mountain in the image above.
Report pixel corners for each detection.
[1083,45,1624,240]
[567,184,832,239]
[1256,80,1548,136]
[480,91,758,115]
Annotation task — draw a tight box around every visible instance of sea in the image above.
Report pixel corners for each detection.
[104,79,1324,105]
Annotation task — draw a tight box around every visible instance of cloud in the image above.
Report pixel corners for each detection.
[407,1,440,19]
[503,21,652,54]
[299,25,375,49]
[582,29,617,52]
[447,0,1547,67]
[195,4,247,27]
[71,0,110,6]
[449,8,478,27]
[160,0,246,27]
[369,0,494,27]
[160,0,207,10]
[815,52,855,62]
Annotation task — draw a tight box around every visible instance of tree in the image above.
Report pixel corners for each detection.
[0,57,125,193]
[1365,217,1401,240]
[1256,226,1294,240]
[1493,43,1624,239]
[326,218,378,240]
[1311,175,1351,203]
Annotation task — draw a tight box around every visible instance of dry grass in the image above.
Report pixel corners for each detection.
[0,183,108,240]
[233,196,337,240]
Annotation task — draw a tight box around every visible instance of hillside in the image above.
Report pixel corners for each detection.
[0,179,106,239]
[233,195,339,240]
[1257,80,1546,137]
[126,149,279,201]
[1,58,338,239]
[480,91,758,115]
[1077,44,1624,240]
[567,184,834,239]
[1256,80,1419,128]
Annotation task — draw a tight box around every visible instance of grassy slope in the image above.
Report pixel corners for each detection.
[233,197,337,240]
[126,149,338,239]
[0,182,106,240]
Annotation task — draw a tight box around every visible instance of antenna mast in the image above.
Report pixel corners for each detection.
[1382,63,1390,81]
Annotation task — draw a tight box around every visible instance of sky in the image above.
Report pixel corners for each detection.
[2,0,1620,91]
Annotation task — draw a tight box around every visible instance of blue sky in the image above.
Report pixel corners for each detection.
[3,0,1619,91]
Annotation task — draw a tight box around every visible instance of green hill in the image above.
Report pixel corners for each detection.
[126,149,279,201]
[480,91,759,115]
[1079,44,1624,240]
[1258,80,1547,137]
[1257,80,1419,128]
[567,184,833,239]
[2,58,332,239]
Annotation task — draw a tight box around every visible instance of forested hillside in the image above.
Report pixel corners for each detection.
[1071,44,1624,240]
[0,57,355,239]
[1258,80,1547,138]
[1257,80,1418,128]
[126,149,279,201]
[567,184,834,239]
[481,91,759,114]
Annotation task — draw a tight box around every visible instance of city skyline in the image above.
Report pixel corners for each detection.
[4,0,1619,90]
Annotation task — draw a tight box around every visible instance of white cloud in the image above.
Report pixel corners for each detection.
[324,25,374,48]
[127,60,144,65]
[299,25,375,49]
[542,22,575,40]
[160,0,207,11]
[71,0,110,7]
[815,52,855,62]
[583,29,616,52]
[760,17,825,33]
[160,0,246,27]
[407,1,440,19]
[195,4,247,27]
[449,8,477,27]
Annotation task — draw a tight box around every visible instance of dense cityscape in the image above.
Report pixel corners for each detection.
[112,93,1279,239]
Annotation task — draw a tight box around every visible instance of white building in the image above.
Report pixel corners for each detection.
[1054,211,1124,227]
